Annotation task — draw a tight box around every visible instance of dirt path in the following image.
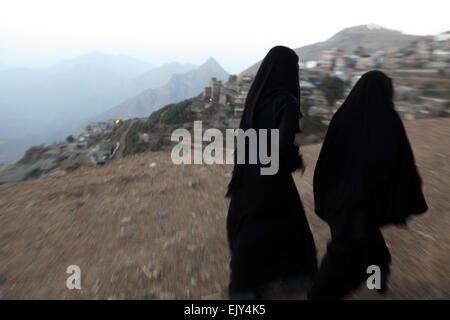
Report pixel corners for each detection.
[114,119,137,160]
[0,118,449,300]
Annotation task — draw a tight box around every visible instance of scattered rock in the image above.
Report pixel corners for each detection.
[49,170,66,178]
[143,289,155,299]
[159,292,175,300]
[200,272,210,282]
[110,273,118,283]
[71,201,84,211]
[187,180,199,188]
[0,274,6,285]
[121,216,131,223]
[151,269,161,280]
[201,292,221,300]
[91,279,100,294]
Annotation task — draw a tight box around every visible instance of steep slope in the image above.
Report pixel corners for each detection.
[100,57,229,120]
[0,118,448,299]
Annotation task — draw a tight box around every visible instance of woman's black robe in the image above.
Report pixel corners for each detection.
[310,70,428,299]
[226,46,318,294]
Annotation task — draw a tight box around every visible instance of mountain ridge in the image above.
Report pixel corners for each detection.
[240,24,424,76]
[0,54,203,163]
[99,57,229,120]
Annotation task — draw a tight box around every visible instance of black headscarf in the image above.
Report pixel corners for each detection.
[239,46,300,130]
[313,70,428,226]
[226,46,301,197]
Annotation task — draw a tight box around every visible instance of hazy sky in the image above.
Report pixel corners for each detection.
[1,0,449,73]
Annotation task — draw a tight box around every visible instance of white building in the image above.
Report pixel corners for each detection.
[305,61,318,69]
[435,32,450,42]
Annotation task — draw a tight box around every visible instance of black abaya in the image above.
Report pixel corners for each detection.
[310,70,428,299]
[226,46,318,295]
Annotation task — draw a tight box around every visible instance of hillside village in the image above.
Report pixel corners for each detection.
[0,30,449,182]
[198,31,450,124]
[295,30,450,122]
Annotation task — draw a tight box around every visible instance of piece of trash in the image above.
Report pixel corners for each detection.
[141,265,161,280]
[150,162,157,168]
[158,212,166,219]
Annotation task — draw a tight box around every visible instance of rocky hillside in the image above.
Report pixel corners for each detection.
[0,118,448,299]
[0,119,134,182]
[0,95,236,182]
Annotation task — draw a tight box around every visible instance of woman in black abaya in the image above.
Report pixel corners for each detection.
[226,46,318,299]
[310,70,428,299]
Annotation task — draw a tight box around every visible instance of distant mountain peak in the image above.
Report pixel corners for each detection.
[202,57,220,66]
[366,23,383,30]
[100,56,229,120]
[328,24,406,40]
[341,24,387,32]
[239,24,423,76]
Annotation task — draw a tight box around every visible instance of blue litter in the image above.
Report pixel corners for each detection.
[158,212,166,219]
